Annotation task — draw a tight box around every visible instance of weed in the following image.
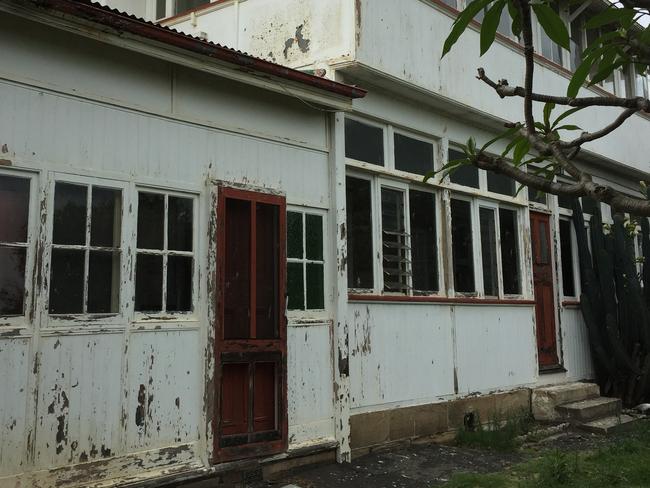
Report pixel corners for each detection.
[455,410,533,452]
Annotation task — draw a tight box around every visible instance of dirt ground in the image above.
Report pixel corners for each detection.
[253,430,614,488]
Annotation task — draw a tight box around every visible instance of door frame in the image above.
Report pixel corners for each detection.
[213,184,288,463]
[529,210,562,370]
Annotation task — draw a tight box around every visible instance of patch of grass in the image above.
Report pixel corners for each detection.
[455,411,533,452]
[447,421,650,488]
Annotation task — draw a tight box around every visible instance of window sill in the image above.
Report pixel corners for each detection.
[348,294,535,306]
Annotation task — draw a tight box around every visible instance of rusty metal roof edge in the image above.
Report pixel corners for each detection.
[26,0,367,101]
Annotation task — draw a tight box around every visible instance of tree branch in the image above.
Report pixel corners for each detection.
[517,0,536,133]
[477,68,650,112]
[561,108,639,148]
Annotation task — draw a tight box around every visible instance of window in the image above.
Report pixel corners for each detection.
[409,190,438,293]
[135,191,195,314]
[448,148,479,189]
[49,182,122,315]
[0,174,31,317]
[381,188,409,293]
[287,211,325,311]
[451,199,475,293]
[451,199,521,296]
[487,172,516,197]
[345,119,384,166]
[346,176,374,289]
[394,133,434,176]
[559,218,576,297]
[156,0,210,19]
[538,7,563,65]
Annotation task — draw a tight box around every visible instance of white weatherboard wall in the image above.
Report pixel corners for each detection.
[0,12,336,485]
[347,303,539,412]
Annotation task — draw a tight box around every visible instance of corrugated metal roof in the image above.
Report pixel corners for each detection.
[26,0,367,100]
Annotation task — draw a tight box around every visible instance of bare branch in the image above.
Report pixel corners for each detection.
[517,0,536,133]
[561,108,639,148]
[477,68,650,112]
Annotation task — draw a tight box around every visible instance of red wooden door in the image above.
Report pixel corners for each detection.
[530,211,559,368]
[214,186,287,462]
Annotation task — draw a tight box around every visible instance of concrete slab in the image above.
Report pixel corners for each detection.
[557,397,621,423]
[579,414,643,435]
[532,382,600,421]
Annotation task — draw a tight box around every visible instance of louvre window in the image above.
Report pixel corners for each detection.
[381,188,409,293]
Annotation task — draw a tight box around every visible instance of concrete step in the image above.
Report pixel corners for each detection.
[579,414,644,435]
[532,382,600,421]
[557,397,622,423]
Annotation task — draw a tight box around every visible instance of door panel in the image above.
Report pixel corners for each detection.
[215,186,287,462]
[530,211,559,368]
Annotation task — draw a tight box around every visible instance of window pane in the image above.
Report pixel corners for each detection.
[287,262,304,310]
[287,212,303,259]
[451,199,475,293]
[306,214,323,261]
[53,183,87,245]
[346,177,373,289]
[558,193,575,211]
[499,208,520,294]
[167,255,193,312]
[0,175,30,243]
[175,0,209,14]
[88,251,119,313]
[168,197,193,251]
[224,198,251,339]
[559,219,576,296]
[409,190,437,293]
[394,133,434,176]
[487,172,516,196]
[480,208,498,296]
[529,189,547,205]
[91,187,121,247]
[449,149,479,188]
[156,0,166,18]
[0,247,26,315]
[540,15,563,65]
[381,188,407,293]
[135,254,163,312]
[256,203,279,339]
[306,263,324,309]
[49,249,84,314]
[137,193,164,250]
[344,119,384,166]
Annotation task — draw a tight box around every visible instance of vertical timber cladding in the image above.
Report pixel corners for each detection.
[214,185,288,462]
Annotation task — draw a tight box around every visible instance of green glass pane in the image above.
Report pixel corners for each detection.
[306,214,323,261]
[306,263,324,310]
[287,212,303,259]
[287,262,304,310]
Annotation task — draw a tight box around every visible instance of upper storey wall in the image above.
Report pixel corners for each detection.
[355,0,650,175]
[165,0,355,68]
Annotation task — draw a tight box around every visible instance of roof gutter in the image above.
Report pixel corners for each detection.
[14,0,366,104]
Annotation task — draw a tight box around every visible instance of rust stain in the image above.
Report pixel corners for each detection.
[0,158,11,166]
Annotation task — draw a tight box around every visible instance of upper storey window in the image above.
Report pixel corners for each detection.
[156,0,210,19]
[345,118,385,166]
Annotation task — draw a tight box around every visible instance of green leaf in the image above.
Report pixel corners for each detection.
[480,124,521,151]
[589,59,623,86]
[466,137,477,155]
[423,158,469,182]
[442,0,494,58]
[513,138,531,165]
[585,7,635,30]
[506,0,521,37]
[480,0,507,55]
[554,124,581,131]
[532,4,570,50]
[534,122,547,132]
[566,57,593,98]
[502,135,525,157]
[543,102,555,128]
[551,107,583,129]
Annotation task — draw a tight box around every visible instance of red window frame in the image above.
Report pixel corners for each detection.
[213,185,287,463]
